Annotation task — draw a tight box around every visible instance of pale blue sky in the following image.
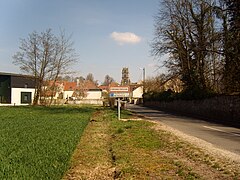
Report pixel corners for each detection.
[0,0,164,83]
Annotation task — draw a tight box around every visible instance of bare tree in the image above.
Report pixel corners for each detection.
[102,75,115,86]
[144,74,183,93]
[152,0,222,94]
[13,29,77,105]
[86,73,98,86]
[86,73,94,82]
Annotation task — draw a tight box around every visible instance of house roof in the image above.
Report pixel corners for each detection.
[44,80,62,87]
[63,81,77,91]
[99,82,120,92]
[129,84,143,91]
[63,80,99,91]
[0,72,35,78]
[99,85,108,91]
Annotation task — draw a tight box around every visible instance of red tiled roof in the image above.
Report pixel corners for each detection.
[63,82,77,91]
[99,82,120,92]
[129,84,142,91]
[99,85,108,91]
[44,80,62,87]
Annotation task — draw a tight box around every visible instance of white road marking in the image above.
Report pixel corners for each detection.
[203,126,240,137]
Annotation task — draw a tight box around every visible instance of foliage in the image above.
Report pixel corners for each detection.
[144,89,175,102]
[0,106,93,179]
[177,87,217,100]
[144,88,216,102]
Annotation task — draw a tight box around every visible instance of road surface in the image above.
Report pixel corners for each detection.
[127,104,240,155]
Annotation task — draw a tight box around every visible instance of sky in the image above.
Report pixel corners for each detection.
[0,0,165,84]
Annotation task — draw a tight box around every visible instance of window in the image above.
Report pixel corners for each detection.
[21,92,32,104]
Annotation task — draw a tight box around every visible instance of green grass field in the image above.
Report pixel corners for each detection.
[0,106,93,179]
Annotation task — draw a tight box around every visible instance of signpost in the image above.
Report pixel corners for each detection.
[109,86,129,120]
[118,98,121,120]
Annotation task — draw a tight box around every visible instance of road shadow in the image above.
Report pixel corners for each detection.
[127,104,240,129]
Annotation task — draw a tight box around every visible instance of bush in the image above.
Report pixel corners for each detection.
[144,88,217,102]
[144,89,175,102]
[179,87,216,100]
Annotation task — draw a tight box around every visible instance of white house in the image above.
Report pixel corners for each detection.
[62,82,76,100]
[0,72,36,105]
[129,84,143,104]
[58,80,103,105]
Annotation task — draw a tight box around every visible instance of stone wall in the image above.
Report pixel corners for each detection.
[144,96,240,127]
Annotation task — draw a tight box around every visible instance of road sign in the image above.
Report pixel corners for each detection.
[109,86,129,92]
[109,92,129,98]
[109,86,129,98]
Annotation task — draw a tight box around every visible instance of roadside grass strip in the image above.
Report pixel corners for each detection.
[110,116,240,179]
[65,108,240,179]
[0,106,93,179]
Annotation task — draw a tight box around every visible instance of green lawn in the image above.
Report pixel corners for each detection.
[0,106,93,179]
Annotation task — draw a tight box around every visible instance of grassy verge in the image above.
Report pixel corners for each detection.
[64,108,115,179]
[65,108,240,179]
[0,106,93,179]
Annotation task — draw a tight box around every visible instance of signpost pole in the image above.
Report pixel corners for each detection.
[118,98,121,120]
[109,86,129,120]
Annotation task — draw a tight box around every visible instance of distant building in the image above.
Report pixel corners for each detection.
[72,80,102,101]
[121,67,130,85]
[0,72,36,105]
[129,83,143,104]
[99,82,120,93]
[43,80,102,105]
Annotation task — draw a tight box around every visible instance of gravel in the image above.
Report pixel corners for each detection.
[150,119,240,173]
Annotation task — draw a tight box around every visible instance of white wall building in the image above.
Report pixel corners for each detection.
[130,85,143,104]
[85,89,102,100]
[11,88,35,105]
[0,72,36,105]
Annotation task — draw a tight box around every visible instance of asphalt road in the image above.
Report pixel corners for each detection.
[127,104,240,155]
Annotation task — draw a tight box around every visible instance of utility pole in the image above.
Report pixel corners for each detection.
[141,67,146,104]
[118,98,121,120]
[142,67,145,94]
[143,67,145,83]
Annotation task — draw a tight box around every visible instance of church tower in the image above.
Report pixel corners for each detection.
[121,67,130,85]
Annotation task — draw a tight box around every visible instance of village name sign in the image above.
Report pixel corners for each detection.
[109,86,129,98]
